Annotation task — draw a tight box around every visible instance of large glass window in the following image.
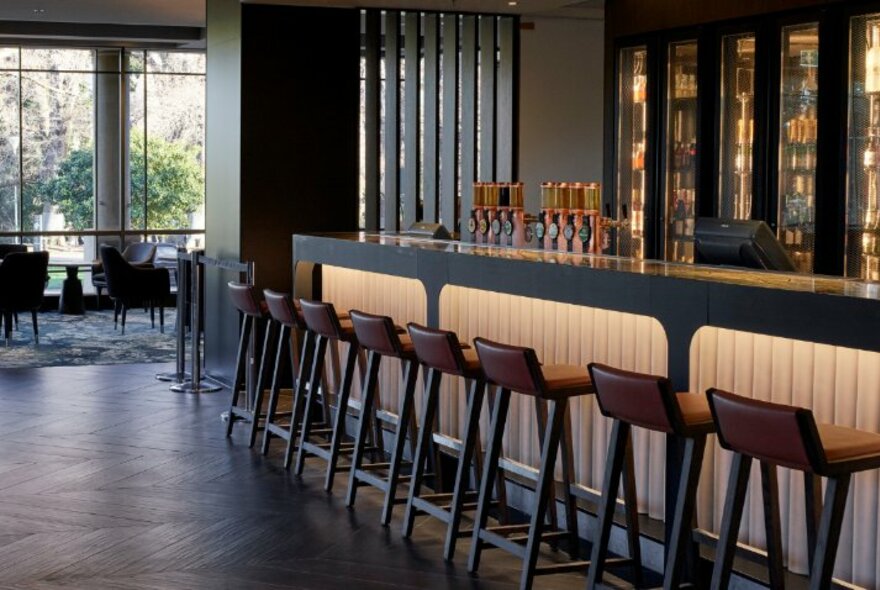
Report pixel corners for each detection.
[0,46,206,284]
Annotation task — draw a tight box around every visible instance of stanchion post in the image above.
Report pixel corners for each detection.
[157,250,190,383]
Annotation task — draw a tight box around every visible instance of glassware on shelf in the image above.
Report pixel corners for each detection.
[847,15,880,280]
[719,34,756,222]
[777,23,819,273]
[665,40,698,263]
[616,46,648,259]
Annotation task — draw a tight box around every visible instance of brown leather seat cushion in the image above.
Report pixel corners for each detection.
[676,392,713,426]
[818,424,880,463]
[541,364,594,398]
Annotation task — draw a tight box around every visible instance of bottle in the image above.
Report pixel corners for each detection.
[865,136,877,169]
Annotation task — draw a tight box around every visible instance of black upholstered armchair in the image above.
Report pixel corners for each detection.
[0,244,28,258]
[100,245,170,334]
[92,242,156,309]
[0,251,49,344]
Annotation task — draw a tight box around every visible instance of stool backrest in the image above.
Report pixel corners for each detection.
[707,388,821,472]
[227,282,263,317]
[299,299,344,339]
[350,310,401,356]
[408,323,469,375]
[263,289,299,328]
[588,363,680,434]
[474,337,543,396]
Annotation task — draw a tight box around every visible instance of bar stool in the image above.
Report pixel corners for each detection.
[469,337,592,590]
[707,389,880,590]
[225,282,270,439]
[260,291,349,456]
[345,309,420,525]
[586,364,715,590]
[401,323,505,560]
[291,299,361,492]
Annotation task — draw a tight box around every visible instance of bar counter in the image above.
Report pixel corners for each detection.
[293,232,880,589]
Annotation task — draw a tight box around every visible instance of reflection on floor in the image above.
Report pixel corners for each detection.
[0,310,176,369]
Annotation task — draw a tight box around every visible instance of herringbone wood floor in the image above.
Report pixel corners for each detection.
[0,363,598,589]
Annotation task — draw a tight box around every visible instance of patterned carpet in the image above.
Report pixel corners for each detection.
[0,308,177,368]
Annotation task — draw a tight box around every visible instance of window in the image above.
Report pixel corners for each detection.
[0,46,205,289]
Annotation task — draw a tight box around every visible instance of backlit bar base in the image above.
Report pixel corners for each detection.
[295,232,880,589]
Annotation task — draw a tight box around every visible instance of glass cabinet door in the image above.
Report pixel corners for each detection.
[848,14,880,280]
[777,23,819,273]
[665,40,698,262]
[719,34,756,221]
[616,45,648,259]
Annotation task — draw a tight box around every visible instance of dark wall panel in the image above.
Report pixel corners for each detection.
[364,10,381,231]
[403,13,421,228]
[460,16,478,225]
[384,13,401,231]
[440,15,459,229]
[240,4,360,292]
[478,16,496,182]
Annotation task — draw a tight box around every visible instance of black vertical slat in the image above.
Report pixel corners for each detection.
[461,16,478,221]
[440,14,459,230]
[403,12,421,227]
[364,10,381,231]
[496,16,515,181]
[478,15,496,182]
[384,12,401,231]
[423,13,439,223]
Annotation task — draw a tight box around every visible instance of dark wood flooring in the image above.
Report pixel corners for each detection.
[0,363,598,589]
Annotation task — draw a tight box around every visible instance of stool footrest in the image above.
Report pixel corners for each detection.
[533,561,592,575]
[265,423,291,440]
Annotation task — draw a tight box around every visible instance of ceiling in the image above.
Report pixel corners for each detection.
[0,0,603,28]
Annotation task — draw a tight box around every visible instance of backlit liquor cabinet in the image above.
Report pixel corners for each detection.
[607,2,880,280]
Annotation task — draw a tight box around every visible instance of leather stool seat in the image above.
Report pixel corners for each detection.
[290,299,365,492]
[818,424,880,464]
[228,282,266,317]
[469,338,594,589]
[345,310,421,525]
[402,323,504,561]
[586,364,715,590]
[707,389,880,590]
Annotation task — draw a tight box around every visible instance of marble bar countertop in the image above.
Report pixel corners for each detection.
[298,231,880,302]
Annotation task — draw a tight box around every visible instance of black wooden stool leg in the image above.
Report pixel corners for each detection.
[804,472,822,572]
[586,419,631,589]
[225,314,251,437]
[442,377,486,561]
[324,342,360,492]
[759,462,786,590]
[533,398,560,545]
[346,351,382,506]
[290,335,327,471]
[262,326,291,455]
[623,430,644,588]
[664,435,707,590]
[380,358,420,525]
[709,452,753,590]
[559,405,581,560]
[248,319,276,448]
[277,330,314,460]
[402,367,443,538]
[520,399,567,590]
[809,474,851,590]
[468,388,512,575]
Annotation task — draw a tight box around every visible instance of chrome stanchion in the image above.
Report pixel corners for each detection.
[172,251,221,393]
[157,250,191,383]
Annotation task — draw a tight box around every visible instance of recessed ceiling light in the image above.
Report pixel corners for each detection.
[33,8,46,14]
[508,1,518,5]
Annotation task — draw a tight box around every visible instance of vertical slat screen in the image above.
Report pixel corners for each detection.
[383,13,400,231]
[423,14,440,222]
[360,9,515,233]
[479,16,497,182]
[363,11,381,230]
[440,15,459,229]
[497,17,515,181]
[460,16,479,227]
[403,12,421,228]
